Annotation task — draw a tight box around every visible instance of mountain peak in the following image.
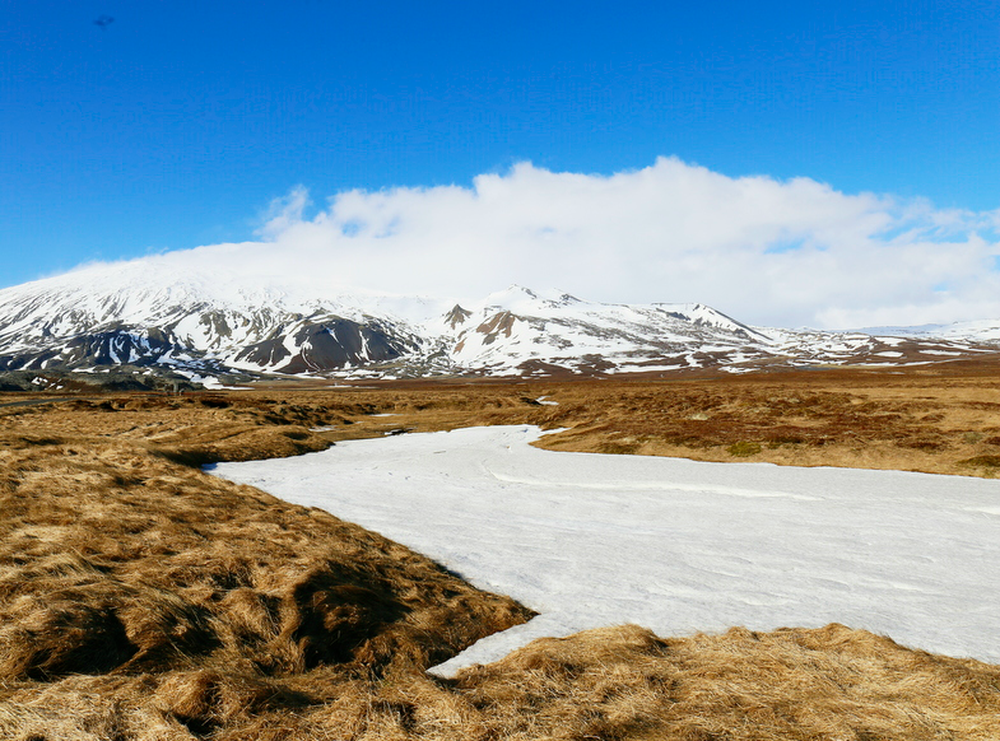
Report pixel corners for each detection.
[444,304,473,329]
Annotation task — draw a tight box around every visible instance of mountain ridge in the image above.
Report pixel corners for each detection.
[2,264,998,388]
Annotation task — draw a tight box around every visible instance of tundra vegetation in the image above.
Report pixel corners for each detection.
[4,364,1000,739]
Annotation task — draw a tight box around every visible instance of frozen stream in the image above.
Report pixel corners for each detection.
[212,425,1000,673]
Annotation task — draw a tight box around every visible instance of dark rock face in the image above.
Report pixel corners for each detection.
[0,329,183,371]
[277,319,417,373]
[234,337,292,368]
[63,330,176,366]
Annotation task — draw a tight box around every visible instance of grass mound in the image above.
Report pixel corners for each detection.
[454,623,1000,740]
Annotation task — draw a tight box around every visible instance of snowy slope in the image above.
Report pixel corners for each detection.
[214,425,1000,673]
[428,286,773,375]
[860,319,1000,344]
[1,260,998,383]
[0,261,440,379]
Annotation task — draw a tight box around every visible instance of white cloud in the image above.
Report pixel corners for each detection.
[132,158,1000,328]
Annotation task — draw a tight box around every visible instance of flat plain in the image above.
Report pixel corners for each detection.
[4,363,1000,739]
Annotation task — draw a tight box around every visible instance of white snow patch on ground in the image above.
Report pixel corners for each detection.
[213,426,1000,674]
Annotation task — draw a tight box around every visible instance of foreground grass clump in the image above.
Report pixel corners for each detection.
[0,439,531,681]
[0,394,533,738]
[454,623,1000,740]
[3,377,1000,739]
[5,621,1000,739]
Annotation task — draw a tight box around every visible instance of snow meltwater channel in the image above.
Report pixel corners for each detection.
[212,426,1000,673]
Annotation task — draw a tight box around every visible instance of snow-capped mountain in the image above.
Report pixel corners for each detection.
[0,262,440,383]
[429,286,773,376]
[1,261,998,387]
[858,320,1000,345]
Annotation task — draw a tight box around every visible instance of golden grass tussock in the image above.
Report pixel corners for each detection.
[453,623,1000,740]
[7,622,983,741]
[3,369,1000,738]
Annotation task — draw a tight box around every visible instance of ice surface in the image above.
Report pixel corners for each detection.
[214,426,1000,674]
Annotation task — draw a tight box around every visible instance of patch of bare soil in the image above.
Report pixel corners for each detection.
[3,366,1000,739]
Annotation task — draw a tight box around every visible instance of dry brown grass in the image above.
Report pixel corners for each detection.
[454,623,1000,740]
[0,392,531,738]
[4,366,1000,739]
[524,364,1000,478]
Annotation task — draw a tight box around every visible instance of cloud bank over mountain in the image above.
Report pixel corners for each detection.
[74,158,1000,329]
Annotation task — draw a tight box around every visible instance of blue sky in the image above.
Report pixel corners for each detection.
[2,1,999,325]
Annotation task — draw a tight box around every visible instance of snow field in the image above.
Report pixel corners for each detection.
[213,426,1000,675]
